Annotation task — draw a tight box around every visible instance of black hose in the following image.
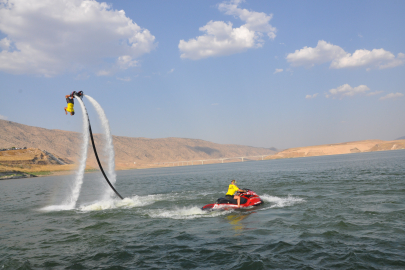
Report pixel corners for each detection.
[86,114,124,200]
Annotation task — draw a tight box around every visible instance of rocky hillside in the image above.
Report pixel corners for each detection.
[0,148,72,166]
[0,120,276,167]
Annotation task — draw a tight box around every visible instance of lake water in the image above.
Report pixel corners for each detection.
[1,150,405,269]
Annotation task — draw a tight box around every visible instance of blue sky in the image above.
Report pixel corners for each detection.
[1,0,404,149]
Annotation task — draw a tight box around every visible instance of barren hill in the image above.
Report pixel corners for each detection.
[0,120,276,168]
[266,139,405,160]
[0,148,72,166]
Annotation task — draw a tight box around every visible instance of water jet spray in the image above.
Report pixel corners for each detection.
[78,94,124,200]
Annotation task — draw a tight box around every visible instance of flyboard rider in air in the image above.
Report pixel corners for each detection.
[64,91,83,116]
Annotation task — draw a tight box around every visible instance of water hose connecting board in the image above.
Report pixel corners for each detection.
[81,100,124,200]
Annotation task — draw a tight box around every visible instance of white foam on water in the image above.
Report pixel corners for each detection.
[40,204,74,212]
[85,95,117,200]
[41,98,89,211]
[80,198,135,211]
[146,206,233,219]
[78,194,168,211]
[260,194,305,208]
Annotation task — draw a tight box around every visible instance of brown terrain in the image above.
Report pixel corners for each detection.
[2,119,404,179]
[0,148,80,179]
[266,139,405,160]
[0,119,276,178]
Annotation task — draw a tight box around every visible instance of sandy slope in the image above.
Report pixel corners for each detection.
[266,139,405,160]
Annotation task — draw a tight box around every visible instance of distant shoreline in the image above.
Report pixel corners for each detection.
[2,138,405,180]
[3,147,405,180]
[0,168,100,180]
[0,171,37,180]
[0,156,273,179]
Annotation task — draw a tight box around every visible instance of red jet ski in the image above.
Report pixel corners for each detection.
[202,189,263,210]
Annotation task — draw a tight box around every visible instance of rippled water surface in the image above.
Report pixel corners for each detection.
[1,150,405,269]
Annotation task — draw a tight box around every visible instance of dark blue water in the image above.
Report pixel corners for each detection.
[1,150,405,269]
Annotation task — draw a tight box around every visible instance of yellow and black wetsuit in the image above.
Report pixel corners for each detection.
[66,96,74,113]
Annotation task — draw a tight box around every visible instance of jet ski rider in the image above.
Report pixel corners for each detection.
[225,179,246,208]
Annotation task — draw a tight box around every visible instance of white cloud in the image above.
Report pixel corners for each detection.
[287,40,404,70]
[305,93,318,99]
[273,68,283,74]
[331,49,404,69]
[168,68,174,74]
[178,0,276,60]
[326,84,370,99]
[96,70,111,76]
[0,37,11,50]
[366,90,383,96]
[0,0,156,76]
[286,40,346,67]
[218,0,276,39]
[117,55,138,70]
[116,76,131,82]
[379,92,404,100]
[0,114,8,120]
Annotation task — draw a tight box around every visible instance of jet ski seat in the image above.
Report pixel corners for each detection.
[216,197,247,205]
